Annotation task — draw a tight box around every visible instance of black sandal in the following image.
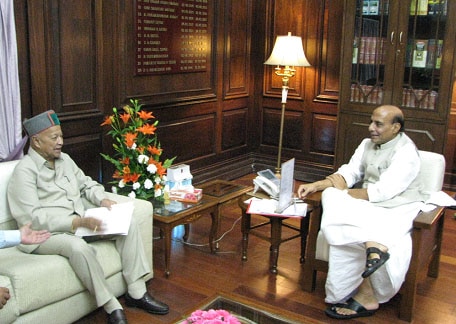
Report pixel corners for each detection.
[361,247,390,278]
[325,297,377,319]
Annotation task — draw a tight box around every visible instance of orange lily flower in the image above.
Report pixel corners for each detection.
[100,115,113,126]
[120,112,131,124]
[137,123,156,135]
[124,132,137,147]
[147,145,162,155]
[138,110,155,120]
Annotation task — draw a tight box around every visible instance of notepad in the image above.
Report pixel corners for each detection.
[75,201,134,236]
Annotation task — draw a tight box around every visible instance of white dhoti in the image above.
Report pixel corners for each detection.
[321,187,424,304]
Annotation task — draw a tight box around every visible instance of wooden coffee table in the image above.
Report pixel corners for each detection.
[153,180,251,277]
[153,197,219,277]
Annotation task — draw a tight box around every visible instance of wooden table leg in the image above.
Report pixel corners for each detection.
[183,224,190,241]
[300,213,310,263]
[241,208,251,261]
[209,209,218,253]
[162,225,172,277]
[269,217,282,274]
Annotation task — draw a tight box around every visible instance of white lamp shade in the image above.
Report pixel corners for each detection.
[264,33,310,67]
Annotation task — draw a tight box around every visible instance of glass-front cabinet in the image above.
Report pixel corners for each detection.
[335,0,456,166]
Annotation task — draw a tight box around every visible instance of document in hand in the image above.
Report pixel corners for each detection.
[246,198,307,218]
[75,201,135,237]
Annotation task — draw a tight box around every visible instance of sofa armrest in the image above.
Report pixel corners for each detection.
[0,274,19,324]
[104,193,154,280]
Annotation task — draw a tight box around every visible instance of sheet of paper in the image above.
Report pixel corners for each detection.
[246,198,307,218]
[425,191,456,206]
[75,201,134,237]
[277,158,295,213]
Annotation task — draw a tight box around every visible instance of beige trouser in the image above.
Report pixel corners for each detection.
[34,218,150,306]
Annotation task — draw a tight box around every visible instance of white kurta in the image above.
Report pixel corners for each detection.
[321,133,427,304]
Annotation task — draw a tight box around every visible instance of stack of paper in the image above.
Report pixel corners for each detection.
[246,198,307,218]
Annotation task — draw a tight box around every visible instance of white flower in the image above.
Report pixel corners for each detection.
[147,163,157,174]
[154,176,161,184]
[155,188,162,197]
[111,186,118,194]
[127,143,137,150]
[132,182,141,190]
[128,191,136,198]
[144,178,153,189]
[162,175,167,181]
[137,154,149,164]
[118,179,126,188]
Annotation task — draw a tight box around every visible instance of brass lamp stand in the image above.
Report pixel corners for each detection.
[264,32,310,175]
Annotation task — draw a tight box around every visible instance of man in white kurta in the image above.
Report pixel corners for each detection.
[298,105,428,319]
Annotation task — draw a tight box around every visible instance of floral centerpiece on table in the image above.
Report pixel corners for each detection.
[100,99,175,201]
[183,309,241,324]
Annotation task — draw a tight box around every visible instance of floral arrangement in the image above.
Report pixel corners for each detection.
[100,99,175,201]
[183,309,241,324]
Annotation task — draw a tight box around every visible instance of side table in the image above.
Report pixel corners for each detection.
[238,193,312,274]
[153,197,219,277]
[199,180,252,248]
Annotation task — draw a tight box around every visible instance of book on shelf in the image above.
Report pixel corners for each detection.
[354,37,386,65]
[410,0,428,15]
[427,39,443,69]
[428,0,447,15]
[412,39,428,68]
[362,0,387,15]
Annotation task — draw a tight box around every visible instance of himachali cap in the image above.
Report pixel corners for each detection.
[23,110,61,136]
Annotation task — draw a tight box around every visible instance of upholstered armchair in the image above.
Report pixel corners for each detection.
[301,150,446,322]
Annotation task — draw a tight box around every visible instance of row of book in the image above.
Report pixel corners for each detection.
[410,0,447,16]
[406,39,443,69]
[353,37,386,65]
[353,36,443,69]
[362,0,447,16]
[349,84,438,109]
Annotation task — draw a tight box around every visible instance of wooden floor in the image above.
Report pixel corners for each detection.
[76,175,456,323]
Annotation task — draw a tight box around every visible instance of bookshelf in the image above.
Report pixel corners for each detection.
[335,0,456,167]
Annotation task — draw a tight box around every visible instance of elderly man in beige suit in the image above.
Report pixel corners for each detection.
[7,110,168,324]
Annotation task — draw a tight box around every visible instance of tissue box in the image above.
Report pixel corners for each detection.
[167,164,193,191]
[169,188,203,203]
[167,179,193,191]
[167,164,193,182]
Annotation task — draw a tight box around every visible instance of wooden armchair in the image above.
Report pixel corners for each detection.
[301,151,446,322]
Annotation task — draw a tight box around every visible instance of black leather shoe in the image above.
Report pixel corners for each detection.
[107,309,128,324]
[125,292,169,315]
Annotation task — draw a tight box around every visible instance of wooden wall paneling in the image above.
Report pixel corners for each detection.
[302,0,343,167]
[310,113,337,154]
[311,0,343,103]
[222,0,251,99]
[222,108,248,150]
[157,114,216,163]
[220,0,252,154]
[261,106,303,151]
[23,0,105,179]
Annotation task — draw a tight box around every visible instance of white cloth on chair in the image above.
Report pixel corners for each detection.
[321,187,424,304]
